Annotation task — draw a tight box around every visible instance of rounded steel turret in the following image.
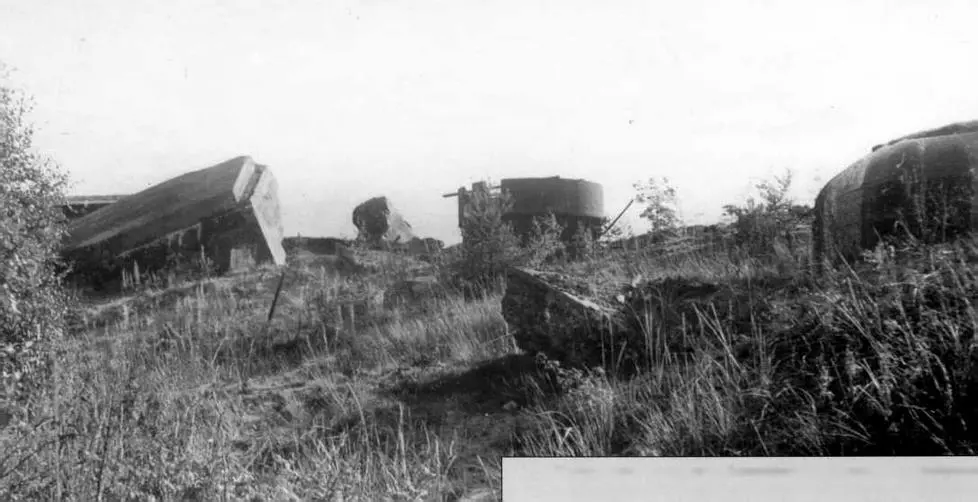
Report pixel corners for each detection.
[814,120,978,264]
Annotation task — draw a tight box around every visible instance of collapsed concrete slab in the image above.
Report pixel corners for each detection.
[502,267,630,369]
[64,156,287,289]
[502,267,742,374]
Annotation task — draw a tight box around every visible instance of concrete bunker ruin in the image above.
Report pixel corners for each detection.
[64,155,287,290]
[813,120,978,264]
[445,176,605,243]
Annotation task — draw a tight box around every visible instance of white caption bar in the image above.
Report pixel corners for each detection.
[503,457,978,502]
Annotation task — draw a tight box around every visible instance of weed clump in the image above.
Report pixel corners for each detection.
[773,240,978,454]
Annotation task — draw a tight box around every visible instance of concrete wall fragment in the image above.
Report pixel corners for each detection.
[64,156,287,290]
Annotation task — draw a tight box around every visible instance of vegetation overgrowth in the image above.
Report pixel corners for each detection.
[5,72,978,500]
[1,70,69,410]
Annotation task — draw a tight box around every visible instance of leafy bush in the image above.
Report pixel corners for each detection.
[448,184,584,295]
[520,211,566,268]
[633,176,682,242]
[451,185,522,294]
[1,72,68,406]
[567,223,597,260]
[723,169,812,258]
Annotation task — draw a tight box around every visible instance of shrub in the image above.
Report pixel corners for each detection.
[0,71,68,406]
[451,185,522,294]
[723,169,812,258]
[449,184,587,295]
[520,211,566,268]
[567,223,597,260]
[633,176,681,241]
[451,186,537,287]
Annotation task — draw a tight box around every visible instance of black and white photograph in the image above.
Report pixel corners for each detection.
[2,0,978,500]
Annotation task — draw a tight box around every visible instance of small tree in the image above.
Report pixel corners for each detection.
[723,168,812,257]
[451,184,584,293]
[1,68,68,405]
[633,176,681,242]
[453,184,522,294]
[521,211,566,267]
[567,222,597,260]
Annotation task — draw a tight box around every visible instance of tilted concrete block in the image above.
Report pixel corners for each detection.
[64,156,286,289]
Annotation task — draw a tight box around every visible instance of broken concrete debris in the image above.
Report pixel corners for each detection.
[63,155,287,290]
[350,196,446,257]
[502,266,737,373]
[501,267,631,370]
[351,196,416,249]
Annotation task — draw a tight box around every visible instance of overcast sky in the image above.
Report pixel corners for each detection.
[2,0,978,243]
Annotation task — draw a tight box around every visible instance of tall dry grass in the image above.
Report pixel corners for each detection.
[515,236,978,457]
[1,255,510,501]
[6,229,978,499]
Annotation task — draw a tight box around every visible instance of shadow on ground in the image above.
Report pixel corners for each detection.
[382,354,549,414]
[372,354,566,482]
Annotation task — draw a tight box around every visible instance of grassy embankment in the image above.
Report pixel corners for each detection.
[4,235,978,500]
